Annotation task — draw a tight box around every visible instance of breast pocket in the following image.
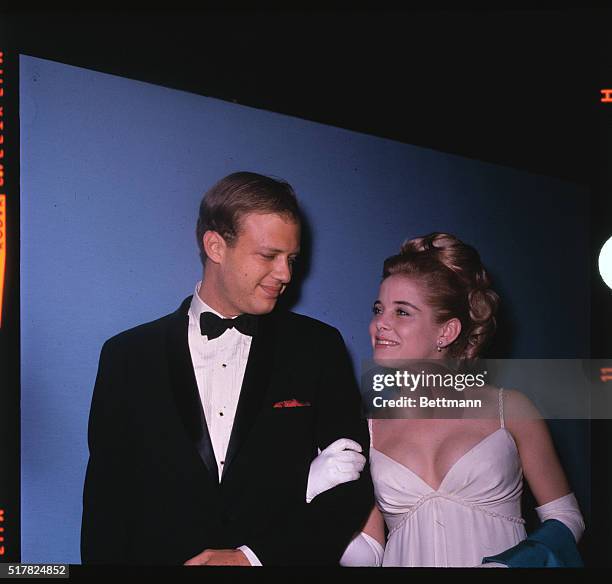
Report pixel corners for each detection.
[266,404,314,421]
[258,404,315,447]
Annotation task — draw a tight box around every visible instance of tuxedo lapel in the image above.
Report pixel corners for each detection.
[221,311,279,481]
[166,296,219,483]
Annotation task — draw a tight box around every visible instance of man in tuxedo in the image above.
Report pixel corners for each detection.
[81,171,374,565]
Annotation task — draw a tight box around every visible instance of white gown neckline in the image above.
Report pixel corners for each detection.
[371,427,517,492]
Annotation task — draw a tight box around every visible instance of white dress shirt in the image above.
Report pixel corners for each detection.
[187,281,261,566]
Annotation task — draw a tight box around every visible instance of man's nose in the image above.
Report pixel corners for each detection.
[273,257,292,283]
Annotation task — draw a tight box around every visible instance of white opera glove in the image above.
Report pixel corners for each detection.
[306,438,365,503]
[535,492,585,542]
[340,532,384,567]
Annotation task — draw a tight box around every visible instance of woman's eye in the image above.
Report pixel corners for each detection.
[372,305,382,315]
[396,309,409,316]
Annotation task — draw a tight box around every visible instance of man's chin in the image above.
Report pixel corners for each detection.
[248,299,278,315]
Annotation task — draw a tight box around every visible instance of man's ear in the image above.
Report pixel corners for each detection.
[202,231,227,264]
[440,317,462,347]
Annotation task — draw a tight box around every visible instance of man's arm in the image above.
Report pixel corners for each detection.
[185,438,368,566]
[81,339,129,564]
[241,326,374,566]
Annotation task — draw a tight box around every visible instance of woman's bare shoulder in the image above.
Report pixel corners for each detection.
[501,388,542,420]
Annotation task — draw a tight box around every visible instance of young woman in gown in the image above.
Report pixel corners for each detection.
[340,233,584,567]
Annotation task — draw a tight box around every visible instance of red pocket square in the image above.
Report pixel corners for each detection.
[273,399,311,408]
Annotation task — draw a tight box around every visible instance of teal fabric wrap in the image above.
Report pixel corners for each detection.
[482,519,583,567]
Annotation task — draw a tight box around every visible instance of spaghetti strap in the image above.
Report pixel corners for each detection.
[498,388,505,429]
[367,418,373,448]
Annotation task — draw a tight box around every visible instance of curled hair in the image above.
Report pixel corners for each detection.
[196,171,301,264]
[383,233,499,361]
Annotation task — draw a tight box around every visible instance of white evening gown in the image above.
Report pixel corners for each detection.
[370,389,527,567]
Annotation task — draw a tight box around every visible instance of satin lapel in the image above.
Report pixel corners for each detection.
[221,311,279,481]
[166,296,219,483]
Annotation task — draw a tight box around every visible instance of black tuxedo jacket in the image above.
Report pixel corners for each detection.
[81,296,374,565]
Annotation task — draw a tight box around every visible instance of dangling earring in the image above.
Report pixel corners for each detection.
[437,339,444,352]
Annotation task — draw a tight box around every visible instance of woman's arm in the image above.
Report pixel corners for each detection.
[478,389,585,567]
[504,389,571,504]
[504,389,584,541]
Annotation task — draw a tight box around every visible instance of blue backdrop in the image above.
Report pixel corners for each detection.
[20,55,590,563]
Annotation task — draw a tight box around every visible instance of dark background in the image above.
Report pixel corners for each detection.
[1,8,611,567]
[0,8,602,183]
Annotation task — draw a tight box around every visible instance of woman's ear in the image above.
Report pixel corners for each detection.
[439,317,462,347]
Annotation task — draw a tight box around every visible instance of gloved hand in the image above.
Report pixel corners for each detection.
[340,532,384,567]
[306,438,366,503]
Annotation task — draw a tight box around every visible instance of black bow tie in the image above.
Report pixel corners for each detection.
[199,311,257,340]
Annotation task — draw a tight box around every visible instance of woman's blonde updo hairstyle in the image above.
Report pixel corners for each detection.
[382,233,499,361]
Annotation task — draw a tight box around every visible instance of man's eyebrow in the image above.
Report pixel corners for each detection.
[259,246,300,255]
